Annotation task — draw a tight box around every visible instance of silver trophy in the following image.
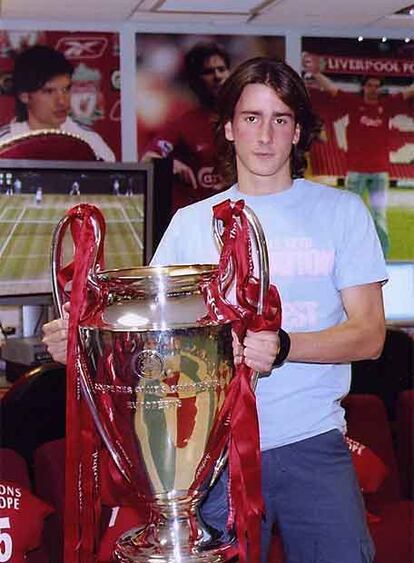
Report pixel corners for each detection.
[51,203,269,562]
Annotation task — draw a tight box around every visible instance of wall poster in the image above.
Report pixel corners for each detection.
[0,29,121,160]
[302,37,413,260]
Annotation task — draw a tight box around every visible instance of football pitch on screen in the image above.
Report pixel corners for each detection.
[0,193,146,296]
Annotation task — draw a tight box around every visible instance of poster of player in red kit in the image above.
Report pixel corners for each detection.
[301,37,414,260]
[0,29,120,160]
[135,33,285,213]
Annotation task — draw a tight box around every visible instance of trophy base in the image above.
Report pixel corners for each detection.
[113,522,238,562]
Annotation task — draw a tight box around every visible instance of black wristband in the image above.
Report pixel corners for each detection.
[272,329,291,368]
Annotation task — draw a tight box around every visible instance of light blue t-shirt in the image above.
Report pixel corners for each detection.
[152,179,388,450]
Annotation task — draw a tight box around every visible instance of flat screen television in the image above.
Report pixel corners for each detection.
[0,160,157,305]
[383,261,414,326]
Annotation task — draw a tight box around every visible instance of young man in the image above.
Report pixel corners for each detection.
[150,57,387,562]
[303,53,414,256]
[0,45,115,162]
[141,41,230,212]
[43,58,387,562]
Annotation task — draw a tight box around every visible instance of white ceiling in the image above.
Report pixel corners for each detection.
[0,0,413,36]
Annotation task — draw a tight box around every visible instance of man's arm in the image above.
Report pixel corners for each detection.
[312,72,339,96]
[288,282,385,362]
[241,282,385,373]
[141,150,162,162]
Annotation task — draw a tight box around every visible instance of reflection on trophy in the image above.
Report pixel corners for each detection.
[51,202,270,562]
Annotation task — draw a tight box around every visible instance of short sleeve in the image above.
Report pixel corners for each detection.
[334,192,388,290]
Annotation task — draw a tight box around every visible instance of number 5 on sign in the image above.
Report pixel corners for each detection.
[0,517,12,562]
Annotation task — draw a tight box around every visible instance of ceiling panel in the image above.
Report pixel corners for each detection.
[252,0,414,28]
[1,0,139,21]
[129,11,248,23]
[159,0,261,12]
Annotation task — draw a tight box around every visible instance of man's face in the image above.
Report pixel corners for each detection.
[362,78,381,102]
[19,74,72,129]
[199,55,230,99]
[224,83,300,187]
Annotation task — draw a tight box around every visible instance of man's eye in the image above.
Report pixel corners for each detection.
[275,117,287,125]
[246,116,257,123]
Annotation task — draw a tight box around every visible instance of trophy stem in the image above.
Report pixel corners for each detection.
[113,496,236,562]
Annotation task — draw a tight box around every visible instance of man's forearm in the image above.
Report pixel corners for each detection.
[402,82,414,100]
[288,318,385,364]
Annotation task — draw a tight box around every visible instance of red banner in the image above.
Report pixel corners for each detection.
[319,54,414,77]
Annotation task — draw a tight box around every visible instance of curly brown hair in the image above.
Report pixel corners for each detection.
[214,57,322,186]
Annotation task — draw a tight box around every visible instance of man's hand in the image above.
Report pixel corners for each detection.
[232,329,280,374]
[42,302,70,364]
[173,159,198,190]
[302,52,323,75]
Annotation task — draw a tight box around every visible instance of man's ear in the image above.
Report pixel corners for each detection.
[18,92,29,104]
[293,123,301,145]
[224,121,234,142]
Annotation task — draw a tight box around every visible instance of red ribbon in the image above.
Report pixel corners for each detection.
[58,205,107,558]
[61,204,157,562]
[63,204,106,563]
[200,199,282,563]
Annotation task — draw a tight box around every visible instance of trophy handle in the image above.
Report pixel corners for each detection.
[51,205,104,317]
[209,204,271,488]
[50,206,133,485]
[212,203,270,388]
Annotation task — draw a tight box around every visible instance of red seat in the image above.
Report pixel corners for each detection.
[368,501,414,563]
[1,362,66,465]
[396,390,414,499]
[0,448,51,562]
[0,448,31,488]
[26,548,50,563]
[342,394,401,504]
[343,394,413,563]
[33,439,66,563]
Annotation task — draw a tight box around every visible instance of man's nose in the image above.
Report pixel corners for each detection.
[56,90,69,105]
[258,121,273,143]
[214,69,226,82]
